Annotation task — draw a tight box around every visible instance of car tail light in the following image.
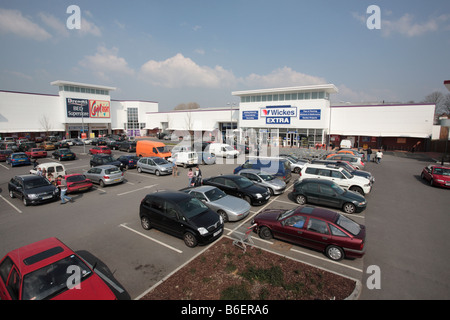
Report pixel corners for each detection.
[104,175,109,179]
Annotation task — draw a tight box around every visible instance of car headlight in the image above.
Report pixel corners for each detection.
[436,179,444,183]
[255,193,262,198]
[28,194,38,199]
[219,215,223,225]
[198,227,209,235]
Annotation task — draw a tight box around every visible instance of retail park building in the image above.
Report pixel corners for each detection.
[0,80,440,152]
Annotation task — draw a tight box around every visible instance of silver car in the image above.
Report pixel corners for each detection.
[137,157,173,176]
[84,165,124,187]
[181,185,250,222]
[279,154,309,174]
[237,169,286,195]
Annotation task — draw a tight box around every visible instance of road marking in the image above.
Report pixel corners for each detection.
[0,195,23,214]
[117,184,157,196]
[290,248,363,273]
[0,163,10,170]
[119,223,183,254]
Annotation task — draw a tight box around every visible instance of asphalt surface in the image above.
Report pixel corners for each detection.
[0,145,449,300]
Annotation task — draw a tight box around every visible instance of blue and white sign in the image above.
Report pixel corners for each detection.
[300,109,321,120]
[260,105,297,117]
[242,111,258,120]
[266,117,291,124]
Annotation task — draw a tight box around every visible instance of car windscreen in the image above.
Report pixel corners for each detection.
[330,183,345,195]
[335,215,361,236]
[21,254,92,300]
[178,197,209,219]
[105,168,121,174]
[434,168,450,176]
[205,188,227,201]
[341,169,353,179]
[66,175,86,182]
[24,178,51,189]
[154,157,168,165]
[157,146,168,153]
[14,154,28,159]
[259,173,275,181]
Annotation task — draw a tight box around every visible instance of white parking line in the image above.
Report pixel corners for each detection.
[0,195,22,214]
[290,248,363,273]
[117,184,157,196]
[119,223,183,254]
[0,163,10,170]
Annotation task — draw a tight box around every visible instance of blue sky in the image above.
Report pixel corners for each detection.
[0,0,449,111]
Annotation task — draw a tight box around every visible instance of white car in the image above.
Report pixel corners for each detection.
[299,163,371,195]
[206,143,239,158]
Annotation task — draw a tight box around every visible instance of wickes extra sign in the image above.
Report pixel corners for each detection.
[66,98,110,119]
[260,105,297,125]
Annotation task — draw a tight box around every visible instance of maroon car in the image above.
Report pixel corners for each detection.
[252,206,366,261]
[421,164,450,188]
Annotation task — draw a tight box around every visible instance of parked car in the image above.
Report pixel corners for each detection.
[54,141,70,149]
[30,162,67,179]
[237,169,286,195]
[181,185,251,222]
[6,152,31,167]
[233,157,292,184]
[116,155,139,169]
[311,159,375,184]
[8,174,58,206]
[170,151,198,168]
[118,141,136,153]
[206,143,239,158]
[71,138,84,146]
[299,163,371,195]
[139,190,224,247]
[107,140,121,150]
[52,148,76,161]
[420,164,450,188]
[203,174,271,206]
[18,142,37,152]
[292,178,367,214]
[56,174,93,194]
[251,205,366,261]
[136,140,171,159]
[0,149,13,161]
[90,154,123,169]
[326,154,365,170]
[40,141,56,151]
[89,146,112,155]
[91,138,107,146]
[0,237,117,300]
[25,148,47,159]
[84,165,124,187]
[196,151,216,165]
[137,157,173,176]
[279,154,309,174]
[337,149,365,159]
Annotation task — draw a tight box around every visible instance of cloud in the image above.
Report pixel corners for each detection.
[0,8,51,41]
[140,53,236,88]
[38,12,69,37]
[242,67,326,89]
[79,46,134,80]
[79,17,102,37]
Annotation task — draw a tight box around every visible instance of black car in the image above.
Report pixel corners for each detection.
[202,174,271,205]
[292,178,367,214]
[91,138,107,146]
[106,139,121,150]
[54,141,70,149]
[52,148,76,161]
[119,141,136,153]
[139,191,223,247]
[90,154,123,169]
[116,155,139,169]
[310,160,374,184]
[8,175,58,206]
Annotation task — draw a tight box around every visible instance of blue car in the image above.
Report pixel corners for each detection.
[116,155,139,169]
[6,152,31,167]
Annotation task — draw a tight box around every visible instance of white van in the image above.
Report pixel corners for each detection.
[170,151,198,168]
[206,143,239,158]
[340,139,352,149]
[171,144,193,154]
[30,162,67,180]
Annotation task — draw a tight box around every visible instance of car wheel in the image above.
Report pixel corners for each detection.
[430,179,434,187]
[140,216,152,230]
[295,194,306,205]
[343,203,356,214]
[349,186,364,195]
[268,188,275,196]
[258,226,273,240]
[218,210,228,223]
[22,197,29,206]
[294,167,301,174]
[99,180,106,188]
[420,172,425,179]
[183,232,198,248]
[244,195,252,205]
[326,245,344,261]
[137,167,142,173]
[9,190,15,198]
[155,170,160,176]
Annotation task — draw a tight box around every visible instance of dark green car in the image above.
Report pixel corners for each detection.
[292,178,367,214]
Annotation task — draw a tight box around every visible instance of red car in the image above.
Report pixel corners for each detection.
[56,174,93,193]
[0,237,116,300]
[0,150,13,161]
[252,205,366,261]
[25,148,47,159]
[421,164,450,188]
[89,146,111,155]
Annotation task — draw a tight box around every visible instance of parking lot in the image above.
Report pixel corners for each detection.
[1,143,449,300]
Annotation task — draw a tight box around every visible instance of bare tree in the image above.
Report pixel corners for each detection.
[422,91,450,123]
[40,115,52,137]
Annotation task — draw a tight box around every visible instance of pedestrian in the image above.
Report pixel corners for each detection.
[41,168,47,179]
[187,168,194,186]
[37,167,43,176]
[47,172,54,183]
[33,159,39,169]
[194,166,202,186]
[367,147,372,162]
[171,159,178,177]
[59,177,73,204]
[376,150,383,164]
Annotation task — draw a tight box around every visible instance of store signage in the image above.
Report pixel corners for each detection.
[242,111,258,120]
[266,117,290,124]
[300,109,321,120]
[66,98,89,118]
[260,105,297,117]
[89,100,110,118]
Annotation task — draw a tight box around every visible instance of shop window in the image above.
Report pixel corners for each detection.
[312,92,318,99]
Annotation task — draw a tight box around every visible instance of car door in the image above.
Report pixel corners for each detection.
[317,184,341,209]
[147,159,156,173]
[276,214,308,245]
[302,182,320,204]
[0,257,21,300]
[160,200,185,238]
[329,170,349,189]
[300,217,331,251]
[9,178,23,199]
[223,178,240,197]
[143,197,165,229]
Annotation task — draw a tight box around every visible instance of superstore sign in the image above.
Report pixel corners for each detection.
[66,98,110,118]
[260,105,297,125]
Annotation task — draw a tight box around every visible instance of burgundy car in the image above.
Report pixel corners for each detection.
[25,148,47,159]
[421,164,450,188]
[252,206,366,261]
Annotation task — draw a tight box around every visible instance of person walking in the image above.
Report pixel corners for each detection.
[187,168,194,186]
[376,150,383,164]
[194,166,202,186]
[59,177,73,204]
[367,147,372,162]
[171,159,178,177]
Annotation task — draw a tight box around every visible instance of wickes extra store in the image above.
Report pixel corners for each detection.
[233,85,338,147]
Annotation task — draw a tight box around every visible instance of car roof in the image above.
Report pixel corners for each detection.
[95,165,119,169]
[297,178,335,186]
[145,190,192,201]
[15,174,47,181]
[294,206,339,222]
[4,237,74,275]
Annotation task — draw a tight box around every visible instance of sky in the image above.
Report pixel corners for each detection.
[0,0,449,111]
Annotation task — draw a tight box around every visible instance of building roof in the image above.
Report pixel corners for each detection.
[231,84,338,96]
[50,80,116,91]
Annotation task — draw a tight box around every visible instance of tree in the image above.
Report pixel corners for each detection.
[422,91,450,123]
